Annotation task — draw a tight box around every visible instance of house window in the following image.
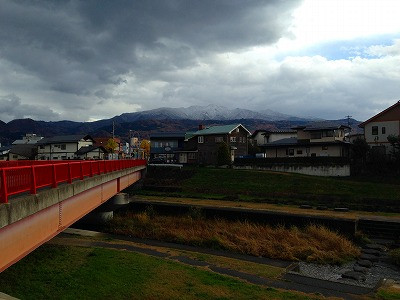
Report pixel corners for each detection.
[61,144,66,150]
[39,145,44,149]
[215,137,223,143]
[382,127,386,134]
[310,132,322,139]
[198,136,204,143]
[372,126,378,135]
[324,130,334,137]
[322,146,328,150]
[13,155,18,159]
[297,150,303,155]
[230,137,236,142]
[188,153,196,159]
[286,149,294,156]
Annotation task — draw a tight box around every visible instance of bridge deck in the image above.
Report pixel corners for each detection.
[0,160,146,272]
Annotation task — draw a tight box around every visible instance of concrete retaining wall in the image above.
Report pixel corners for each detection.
[233,164,351,177]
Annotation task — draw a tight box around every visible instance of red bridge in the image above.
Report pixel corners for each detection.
[0,159,146,272]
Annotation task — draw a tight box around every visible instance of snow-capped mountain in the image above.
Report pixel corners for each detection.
[118,104,306,122]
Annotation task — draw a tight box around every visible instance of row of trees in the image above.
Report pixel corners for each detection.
[104,138,150,157]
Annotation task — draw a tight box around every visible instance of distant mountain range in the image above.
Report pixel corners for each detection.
[0,105,360,145]
[117,104,310,122]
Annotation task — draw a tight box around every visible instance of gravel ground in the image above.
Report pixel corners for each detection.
[298,260,400,288]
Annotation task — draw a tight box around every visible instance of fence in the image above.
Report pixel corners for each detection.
[0,159,146,203]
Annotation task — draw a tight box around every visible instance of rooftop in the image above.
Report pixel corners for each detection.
[150,132,186,139]
[190,124,251,136]
[37,135,93,145]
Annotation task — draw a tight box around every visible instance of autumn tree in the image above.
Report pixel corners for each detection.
[105,138,118,153]
[140,139,150,157]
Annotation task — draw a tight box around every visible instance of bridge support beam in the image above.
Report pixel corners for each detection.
[77,192,130,226]
[0,166,145,272]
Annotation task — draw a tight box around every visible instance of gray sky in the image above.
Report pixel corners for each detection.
[0,0,400,122]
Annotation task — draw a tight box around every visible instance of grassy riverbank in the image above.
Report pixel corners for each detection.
[0,244,322,300]
[106,211,360,264]
[139,167,400,212]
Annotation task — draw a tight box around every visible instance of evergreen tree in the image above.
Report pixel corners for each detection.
[217,142,231,165]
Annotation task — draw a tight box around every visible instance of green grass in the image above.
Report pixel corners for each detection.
[0,244,321,300]
[376,287,400,300]
[140,167,400,210]
[183,168,399,200]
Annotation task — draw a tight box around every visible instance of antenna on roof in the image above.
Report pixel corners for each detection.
[345,115,352,126]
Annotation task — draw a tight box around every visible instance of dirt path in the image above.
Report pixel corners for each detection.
[48,228,374,299]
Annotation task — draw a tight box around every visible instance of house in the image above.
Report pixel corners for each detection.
[184,124,251,165]
[75,145,107,160]
[250,129,297,146]
[149,132,185,163]
[260,123,351,158]
[358,100,400,155]
[175,132,199,164]
[36,135,94,160]
[9,144,37,160]
[12,133,43,145]
[0,145,12,161]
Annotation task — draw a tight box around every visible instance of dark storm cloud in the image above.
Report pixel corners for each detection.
[0,94,60,121]
[0,0,301,97]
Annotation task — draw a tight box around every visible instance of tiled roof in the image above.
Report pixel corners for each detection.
[9,144,37,158]
[292,122,350,131]
[264,137,298,146]
[190,124,251,136]
[261,138,350,148]
[37,135,93,145]
[75,145,106,155]
[150,132,186,139]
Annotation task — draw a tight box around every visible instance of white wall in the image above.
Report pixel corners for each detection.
[234,164,350,177]
[265,144,345,158]
[364,121,399,146]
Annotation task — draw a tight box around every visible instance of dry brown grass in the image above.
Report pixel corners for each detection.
[106,212,360,264]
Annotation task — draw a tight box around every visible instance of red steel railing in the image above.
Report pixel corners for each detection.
[0,160,146,203]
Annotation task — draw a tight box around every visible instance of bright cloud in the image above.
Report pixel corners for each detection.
[0,0,399,122]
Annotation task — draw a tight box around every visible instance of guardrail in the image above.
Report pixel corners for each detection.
[0,159,146,203]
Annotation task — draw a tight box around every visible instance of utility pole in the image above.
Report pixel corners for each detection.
[112,121,115,139]
[345,115,352,127]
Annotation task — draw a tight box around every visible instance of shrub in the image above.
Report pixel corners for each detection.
[107,212,360,264]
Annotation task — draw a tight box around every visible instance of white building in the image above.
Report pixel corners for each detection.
[359,101,400,155]
[36,135,95,160]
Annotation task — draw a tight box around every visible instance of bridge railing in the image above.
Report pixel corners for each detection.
[0,160,146,203]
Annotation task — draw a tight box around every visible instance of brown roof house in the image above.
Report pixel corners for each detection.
[260,122,351,158]
[182,124,251,165]
[359,100,400,155]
